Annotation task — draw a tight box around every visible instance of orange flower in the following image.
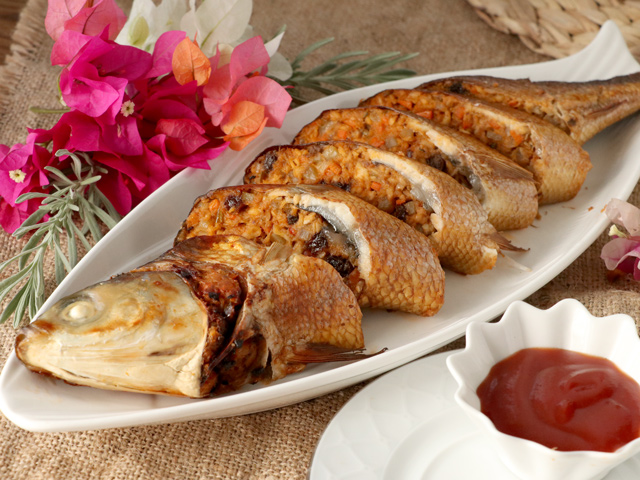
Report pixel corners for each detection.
[172,37,211,86]
[221,100,268,151]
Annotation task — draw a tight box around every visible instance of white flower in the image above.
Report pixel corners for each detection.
[179,0,252,57]
[120,100,136,117]
[117,0,292,80]
[117,0,189,51]
[9,169,26,183]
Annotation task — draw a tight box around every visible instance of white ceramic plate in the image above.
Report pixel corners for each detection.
[1,21,640,432]
[309,351,640,480]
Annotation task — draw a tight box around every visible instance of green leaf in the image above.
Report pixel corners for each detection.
[275,38,418,104]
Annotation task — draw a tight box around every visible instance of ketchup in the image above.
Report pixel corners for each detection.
[476,348,640,452]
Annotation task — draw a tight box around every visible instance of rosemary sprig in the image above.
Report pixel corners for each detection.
[276,37,419,104]
[0,150,121,327]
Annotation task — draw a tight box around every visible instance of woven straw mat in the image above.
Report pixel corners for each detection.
[467,0,640,59]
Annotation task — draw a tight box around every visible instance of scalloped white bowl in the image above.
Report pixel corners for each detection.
[446,299,640,480]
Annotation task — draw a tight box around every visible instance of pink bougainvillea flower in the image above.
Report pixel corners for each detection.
[0,141,54,206]
[0,196,45,234]
[220,75,291,129]
[56,31,152,123]
[92,146,171,215]
[0,140,56,234]
[45,0,126,42]
[147,31,187,79]
[203,36,272,123]
[601,198,640,280]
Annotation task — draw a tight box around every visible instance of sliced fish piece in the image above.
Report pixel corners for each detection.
[357,93,592,204]
[15,235,366,397]
[288,106,537,230]
[418,73,640,144]
[175,184,445,314]
[244,142,520,274]
[291,106,537,218]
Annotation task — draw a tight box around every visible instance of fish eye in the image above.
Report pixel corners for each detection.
[58,295,99,324]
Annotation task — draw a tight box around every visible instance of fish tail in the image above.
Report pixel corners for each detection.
[487,232,528,252]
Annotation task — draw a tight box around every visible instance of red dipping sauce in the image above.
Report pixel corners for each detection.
[477,348,640,452]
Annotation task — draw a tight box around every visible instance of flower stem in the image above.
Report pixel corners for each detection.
[29,106,71,115]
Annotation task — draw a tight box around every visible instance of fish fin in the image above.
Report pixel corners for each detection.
[487,232,528,252]
[474,151,534,181]
[288,343,386,363]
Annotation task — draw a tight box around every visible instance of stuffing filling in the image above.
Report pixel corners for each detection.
[181,189,359,280]
[295,109,472,189]
[430,80,570,135]
[364,91,536,170]
[246,143,436,237]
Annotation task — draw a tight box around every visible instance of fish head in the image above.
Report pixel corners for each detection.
[15,270,209,397]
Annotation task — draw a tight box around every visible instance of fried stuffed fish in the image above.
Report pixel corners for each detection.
[418,72,640,145]
[358,93,592,205]
[291,107,538,219]
[244,141,521,275]
[284,122,534,231]
[15,235,367,398]
[175,184,445,314]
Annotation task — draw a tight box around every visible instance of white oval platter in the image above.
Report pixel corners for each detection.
[1,21,640,432]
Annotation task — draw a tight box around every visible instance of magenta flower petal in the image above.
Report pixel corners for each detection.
[0,197,44,234]
[50,30,96,65]
[146,135,225,171]
[60,66,128,118]
[58,111,104,152]
[95,168,133,216]
[147,31,187,78]
[98,114,143,156]
[94,44,153,81]
[155,119,208,156]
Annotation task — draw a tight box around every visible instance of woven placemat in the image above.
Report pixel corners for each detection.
[466,0,640,59]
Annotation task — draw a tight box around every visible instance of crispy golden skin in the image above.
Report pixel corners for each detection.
[291,106,538,222]
[357,94,592,205]
[176,185,445,315]
[418,73,640,145]
[15,235,366,397]
[244,141,519,275]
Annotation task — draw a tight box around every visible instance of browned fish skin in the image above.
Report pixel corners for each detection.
[176,184,445,315]
[142,236,365,393]
[289,106,538,231]
[418,73,640,145]
[245,144,515,274]
[16,235,366,397]
[357,94,591,205]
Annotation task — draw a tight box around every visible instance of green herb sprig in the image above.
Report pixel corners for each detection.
[278,38,419,105]
[0,150,121,326]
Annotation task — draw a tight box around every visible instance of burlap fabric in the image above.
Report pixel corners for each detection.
[1,1,639,479]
